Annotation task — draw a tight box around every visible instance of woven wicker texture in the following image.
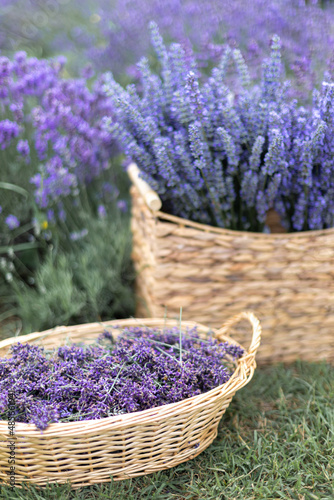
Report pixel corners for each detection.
[0,313,261,488]
[130,166,334,365]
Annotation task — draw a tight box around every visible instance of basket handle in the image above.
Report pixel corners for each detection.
[216,311,262,367]
[128,163,162,212]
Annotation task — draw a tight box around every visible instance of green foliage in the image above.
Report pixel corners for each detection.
[0,150,134,334]
[13,211,134,333]
[0,361,333,499]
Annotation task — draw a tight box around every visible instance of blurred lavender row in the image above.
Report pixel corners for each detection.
[1,0,334,98]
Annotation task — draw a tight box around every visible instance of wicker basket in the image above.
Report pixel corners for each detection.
[0,313,261,489]
[129,163,334,365]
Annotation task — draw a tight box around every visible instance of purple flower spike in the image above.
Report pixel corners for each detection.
[17,139,30,157]
[98,204,107,218]
[5,215,20,230]
[117,200,128,213]
[0,120,20,149]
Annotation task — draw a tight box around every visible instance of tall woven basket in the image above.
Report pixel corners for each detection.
[129,163,334,365]
[0,313,261,488]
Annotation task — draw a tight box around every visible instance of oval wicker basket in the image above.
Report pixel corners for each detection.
[128,163,334,365]
[0,313,261,489]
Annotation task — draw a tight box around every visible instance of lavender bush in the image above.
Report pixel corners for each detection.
[0,50,126,255]
[0,326,244,430]
[0,51,116,217]
[104,23,334,233]
[0,51,133,331]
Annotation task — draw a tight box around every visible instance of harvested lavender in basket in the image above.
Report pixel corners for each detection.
[0,326,244,430]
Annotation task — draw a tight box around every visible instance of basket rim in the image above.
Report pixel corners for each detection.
[0,314,260,436]
[153,207,334,239]
[129,163,334,240]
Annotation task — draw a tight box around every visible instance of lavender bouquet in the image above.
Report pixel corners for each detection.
[0,327,244,431]
[104,23,334,233]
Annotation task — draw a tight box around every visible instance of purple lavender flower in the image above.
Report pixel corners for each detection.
[117,200,128,213]
[46,209,55,224]
[0,120,20,149]
[0,56,12,81]
[98,204,107,218]
[17,139,30,157]
[81,64,95,80]
[5,215,20,230]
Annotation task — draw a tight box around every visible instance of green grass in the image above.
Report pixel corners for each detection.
[1,361,333,500]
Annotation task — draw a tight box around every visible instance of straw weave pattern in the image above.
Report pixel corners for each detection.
[131,184,334,364]
[0,313,261,488]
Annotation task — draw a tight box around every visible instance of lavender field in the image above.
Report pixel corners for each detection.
[1,0,334,331]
